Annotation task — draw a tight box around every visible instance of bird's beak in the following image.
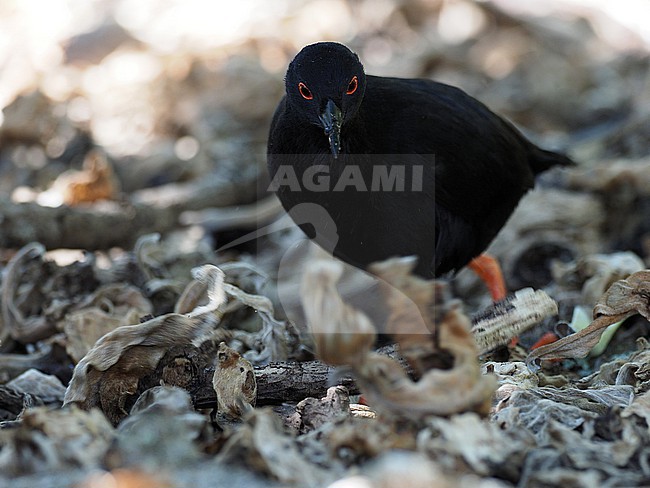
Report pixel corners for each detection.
[318,99,342,159]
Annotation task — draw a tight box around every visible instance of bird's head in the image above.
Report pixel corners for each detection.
[285,42,366,158]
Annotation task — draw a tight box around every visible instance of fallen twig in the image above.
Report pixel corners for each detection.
[0,174,257,250]
[471,288,558,354]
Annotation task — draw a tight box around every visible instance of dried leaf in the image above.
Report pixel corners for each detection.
[1,243,53,345]
[62,284,153,363]
[369,256,436,345]
[0,406,114,476]
[217,409,330,486]
[6,369,66,405]
[354,305,496,417]
[213,342,256,418]
[187,265,226,318]
[324,416,401,463]
[302,256,496,418]
[302,258,376,367]
[527,270,650,368]
[551,251,645,306]
[420,413,533,477]
[0,384,38,421]
[176,264,290,365]
[63,266,226,424]
[62,314,209,424]
[134,233,166,282]
[116,386,207,467]
[224,280,292,364]
[287,386,350,434]
[369,258,496,417]
[621,389,650,427]
[494,385,634,438]
[482,361,539,404]
[593,269,650,319]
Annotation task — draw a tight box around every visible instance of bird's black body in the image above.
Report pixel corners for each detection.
[268,42,572,278]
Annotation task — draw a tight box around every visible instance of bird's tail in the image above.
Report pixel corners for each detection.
[529,147,575,175]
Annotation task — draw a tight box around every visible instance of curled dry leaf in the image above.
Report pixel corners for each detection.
[621,389,650,427]
[369,256,436,369]
[134,233,166,282]
[370,257,496,416]
[116,386,208,467]
[593,270,650,319]
[482,361,540,405]
[63,265,227,424]
[355,302,496,417]
[286,385,350,435]
[178,264,291,365]
[217,408,330,486]
[0,384,38,422]
[303,256,496,418]
[419,413,533,479]
[0,406,114,476]
[223,279,292,365]
[527,270,650,368]
[494,385,634,441]
[551,251,645,306]
[1,243,54,345]
[175,274,210,314]
[571,338,650,391]
[213,341,256,418]
[7,368,66,405]
[63,314,211,424]
[132,234,185,313]
[2,243,100,348]
[187,265,226,319]
[324,416,409,468]
[301,258,376,367]
[62,284,153,363]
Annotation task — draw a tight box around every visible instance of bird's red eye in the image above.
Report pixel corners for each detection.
[346,76,358,95]
[298,82,313,100]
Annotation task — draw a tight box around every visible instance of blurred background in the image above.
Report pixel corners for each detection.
[0,0,649,277]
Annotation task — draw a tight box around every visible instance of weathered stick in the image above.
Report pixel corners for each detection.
[180,194,284,232]
[191,345,401,407]
[190,292,557,406]
[0,175,257,250]
[254,360,357,405]
[471,288,558,353]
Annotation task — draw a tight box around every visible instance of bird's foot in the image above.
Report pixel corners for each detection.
[468,253,507,302]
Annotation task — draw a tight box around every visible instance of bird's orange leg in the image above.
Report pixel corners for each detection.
[467,253,507,302]
[468,253,517,347]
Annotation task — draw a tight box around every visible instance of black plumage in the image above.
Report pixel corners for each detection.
[268,42,573,279]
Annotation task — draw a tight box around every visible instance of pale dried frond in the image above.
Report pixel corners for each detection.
[302,258,376,367]
[527,270,650,368]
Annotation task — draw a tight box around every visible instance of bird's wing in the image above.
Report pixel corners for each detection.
[361,76,535,223]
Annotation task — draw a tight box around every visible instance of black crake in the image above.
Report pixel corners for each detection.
[268,42,573,278]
